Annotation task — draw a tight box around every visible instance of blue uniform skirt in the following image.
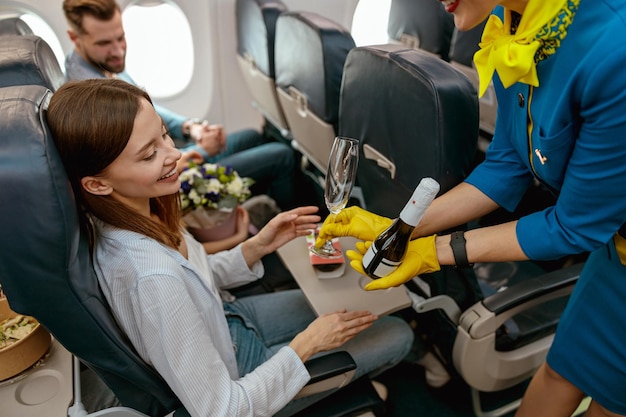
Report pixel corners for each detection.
[547,235,626,414]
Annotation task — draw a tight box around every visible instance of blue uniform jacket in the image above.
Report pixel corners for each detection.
[466,0,626,260]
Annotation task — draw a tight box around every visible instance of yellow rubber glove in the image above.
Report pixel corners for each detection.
[346,236,441,291]
[316,206,393,248]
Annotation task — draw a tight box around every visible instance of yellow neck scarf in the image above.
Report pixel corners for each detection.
[473,0,579,97]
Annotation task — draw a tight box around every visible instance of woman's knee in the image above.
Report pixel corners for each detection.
[384,315,414,343]
[356,316,414,361]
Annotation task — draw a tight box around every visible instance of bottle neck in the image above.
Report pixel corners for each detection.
[399,178,439,227]
[399,200,423,227]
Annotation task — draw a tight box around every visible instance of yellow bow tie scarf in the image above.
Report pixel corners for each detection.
[473,0,580,97]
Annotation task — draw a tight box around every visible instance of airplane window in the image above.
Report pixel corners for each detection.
[351,0,392,46]
[122,2,194,98]
[19,13,66,72]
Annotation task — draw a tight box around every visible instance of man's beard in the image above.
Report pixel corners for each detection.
[86,52,125,75]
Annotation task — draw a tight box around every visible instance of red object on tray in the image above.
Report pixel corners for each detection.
[306,227,346,278]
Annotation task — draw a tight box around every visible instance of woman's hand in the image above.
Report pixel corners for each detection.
[200,207,251,254]
[177,150,204,173]
[289,309,378,362]
[233,206,251,242]
[241,206,320,265]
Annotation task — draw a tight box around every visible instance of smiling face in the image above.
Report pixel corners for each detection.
[82,99,182,216]
[439,0,527,31]
[69,8,126,75]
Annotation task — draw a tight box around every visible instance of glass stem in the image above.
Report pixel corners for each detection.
[321,239,335,254]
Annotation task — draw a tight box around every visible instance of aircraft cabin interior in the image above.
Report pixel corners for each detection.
[0,0,597,416]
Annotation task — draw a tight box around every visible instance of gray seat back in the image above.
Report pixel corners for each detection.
[235,0,290,133]
[274,11,355,172]
[0,35,64,91]
[0,16,33,35]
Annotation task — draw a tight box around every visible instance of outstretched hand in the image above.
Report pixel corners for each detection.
[315,206,393,247]
[345,236,441,290]
[242,206,320,264]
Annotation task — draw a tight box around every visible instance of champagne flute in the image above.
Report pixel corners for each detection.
[311,136,359,258]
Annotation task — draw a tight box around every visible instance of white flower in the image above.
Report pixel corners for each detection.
[178,163,254,212]
[206,178,222,194]
[226,176,243,196]
[203,163,218,173]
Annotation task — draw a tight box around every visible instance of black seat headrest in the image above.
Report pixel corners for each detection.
[338,44,478,216]
[387,0,455,61]
[0,35,64,91]
[449,19,487,67]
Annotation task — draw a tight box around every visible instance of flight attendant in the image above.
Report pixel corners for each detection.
[318,0,626,415]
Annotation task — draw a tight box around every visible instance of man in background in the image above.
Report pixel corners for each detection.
[62,0,297,209]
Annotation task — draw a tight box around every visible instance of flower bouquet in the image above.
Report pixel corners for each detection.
[179,162,254,241]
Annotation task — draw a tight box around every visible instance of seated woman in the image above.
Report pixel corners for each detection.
[46,78,414,416]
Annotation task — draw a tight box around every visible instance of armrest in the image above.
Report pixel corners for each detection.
[295,351,357,399]
[482,263,583,315]
[86,355,357,415]
[459,263,582,339]
[452,263,583,392]
[172,408,191,417]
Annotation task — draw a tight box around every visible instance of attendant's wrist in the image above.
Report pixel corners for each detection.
[449,231,473,269]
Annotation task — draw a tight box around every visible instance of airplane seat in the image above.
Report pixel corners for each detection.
[0,84,189,417]
[0,16,33,35]
[337,44,581,417]
[235,0,291,138]
[338,43,477,218]
[0,84,382,417]
[0,34,64,91]
[274,11,355,174]
[448,19,498,139]
[387,0,455,61]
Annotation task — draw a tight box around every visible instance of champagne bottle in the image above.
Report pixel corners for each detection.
[362,177,440,279]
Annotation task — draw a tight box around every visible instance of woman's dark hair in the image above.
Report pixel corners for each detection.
[46,78,181,249]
